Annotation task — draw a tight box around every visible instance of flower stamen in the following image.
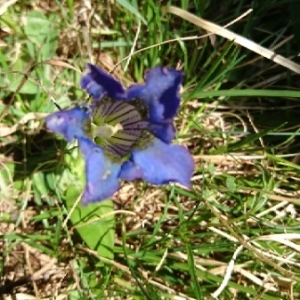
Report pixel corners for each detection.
[86,97,150,161]
[92,123,123,139]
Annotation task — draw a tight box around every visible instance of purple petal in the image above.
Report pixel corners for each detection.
[80,72,105,99]
[120,138,194,188]
[148,122,176,144]
[126,66,183,122]
[80,64,125,102]
[46,107,89,142]
[119,160,143,182]
[78,137,121,204]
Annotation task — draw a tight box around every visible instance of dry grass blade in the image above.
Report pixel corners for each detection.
[36,60,82,73]
[0,0,17,16]
[205,201,297,280]
[211,245,244,298]
[163,6,300,74]
[0,113,47,137]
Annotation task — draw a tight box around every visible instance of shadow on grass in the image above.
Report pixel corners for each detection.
[1,128,66,182]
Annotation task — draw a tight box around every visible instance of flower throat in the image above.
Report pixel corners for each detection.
[85,97,152,161]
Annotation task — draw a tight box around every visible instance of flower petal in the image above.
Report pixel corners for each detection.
[46,107,89,142]
[126,66,183,123]
[80,63,125,102]
[119,160,143,182]
[120,138,194,188]
[78,137,121,204]
[148,122,176,144]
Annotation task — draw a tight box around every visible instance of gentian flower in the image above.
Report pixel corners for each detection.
[46,64,194,205]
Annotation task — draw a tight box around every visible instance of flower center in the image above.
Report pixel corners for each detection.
[87,97,150,160]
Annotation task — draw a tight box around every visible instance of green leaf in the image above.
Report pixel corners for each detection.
[24,11,51,44]
[8,76,40,94]
[65,186,115,260]
[226,176,236,193]
[24,11,58,60]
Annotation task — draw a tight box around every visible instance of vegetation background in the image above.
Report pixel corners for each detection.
[1,0,300,299]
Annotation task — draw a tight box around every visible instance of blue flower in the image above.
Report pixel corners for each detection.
[46,64,194,205]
